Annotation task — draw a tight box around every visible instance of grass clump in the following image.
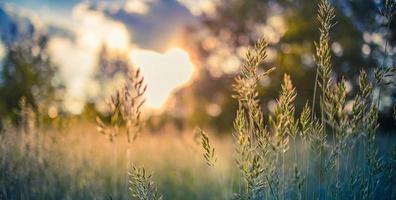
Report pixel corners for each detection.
[95,67,163,200]
[96,68,146,143]
[129,166,163,200]
[218,0,396,199]
[195,128,217,167]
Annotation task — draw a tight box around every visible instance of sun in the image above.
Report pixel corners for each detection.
[130,47,195,109]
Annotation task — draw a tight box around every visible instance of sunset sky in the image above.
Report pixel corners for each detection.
[1,0,218,113]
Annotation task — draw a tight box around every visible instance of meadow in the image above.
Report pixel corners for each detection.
[0,121,237,200]
[1,0,396,200]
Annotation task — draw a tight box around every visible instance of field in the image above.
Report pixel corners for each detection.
[1,0,396,199]
[1,122,396,200]
[0,123,236,200]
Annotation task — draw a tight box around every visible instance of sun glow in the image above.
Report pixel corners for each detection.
[47,2,195,113]
[130,48,194,109]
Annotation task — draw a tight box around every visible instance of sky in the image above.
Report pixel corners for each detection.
[1,0,218,114]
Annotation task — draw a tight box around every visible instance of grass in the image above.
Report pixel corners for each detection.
[227,0,396,199]
[0,122,236,200]
[1,0,396,199]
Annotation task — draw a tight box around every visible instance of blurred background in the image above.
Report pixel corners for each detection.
[0,0,395,132]
[2,1,396,199]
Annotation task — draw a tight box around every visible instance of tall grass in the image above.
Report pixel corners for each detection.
[1,0,396,200]
[226,0,396,199]
[0,120,234,200]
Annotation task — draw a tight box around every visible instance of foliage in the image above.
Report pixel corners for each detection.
[179,0,394,133]
[0,37,62,123]
[129,166,162,200]
[0,113,230,200]
[195,128,217,167]
[223,0,396,199]
[96,68,146,143]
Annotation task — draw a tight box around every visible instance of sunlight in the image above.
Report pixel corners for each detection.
[48,4,133,114]
[130,48,194,109]
[177,0,218,16]
[124,0,151,14]
[75,6,130,51]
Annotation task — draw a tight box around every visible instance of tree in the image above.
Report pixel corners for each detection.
[175,0,394,132]
[0,36,63,123]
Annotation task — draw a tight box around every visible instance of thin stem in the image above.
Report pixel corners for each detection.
[305,139,310,199]
[266,175,278,200]
[126,147,131,197]
[282,151,285,200]
[312,67,320,120]
[293,137,302,200]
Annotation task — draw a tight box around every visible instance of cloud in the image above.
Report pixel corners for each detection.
[48,37,97,114]
[176,0,218,16]
[73,3,132,51]
[46,2,197,113]
[48,2,133,114]
[124,0,155,15]
[93,0,156,15]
